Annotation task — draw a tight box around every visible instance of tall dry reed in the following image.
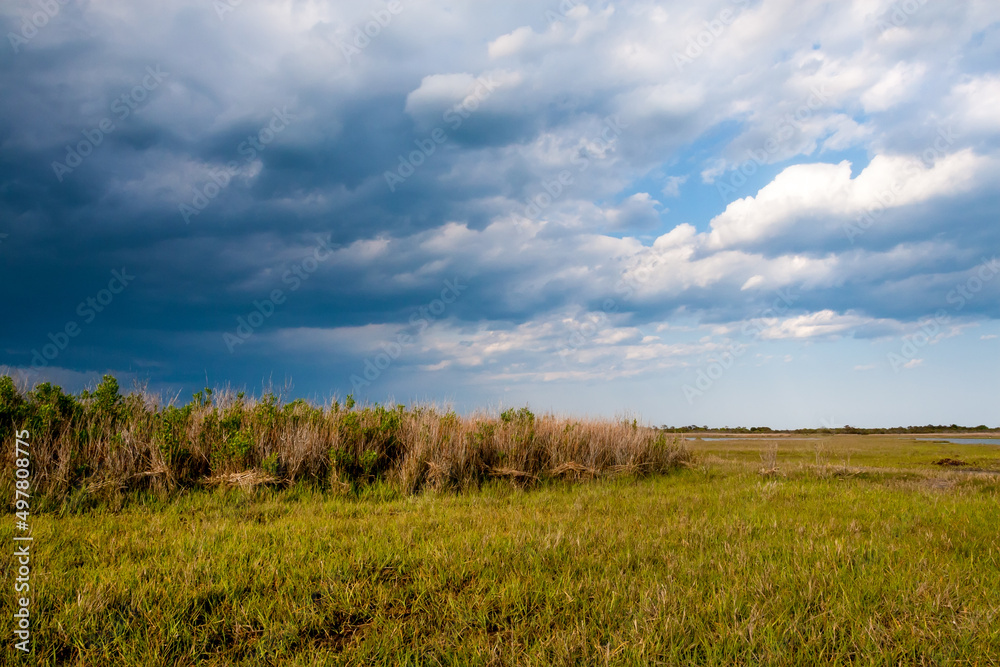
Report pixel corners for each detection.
[0,375,688,505]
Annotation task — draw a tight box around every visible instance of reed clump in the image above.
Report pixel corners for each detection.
[0,375,688,506]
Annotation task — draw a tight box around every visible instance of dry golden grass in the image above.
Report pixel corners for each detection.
[0,376,688,507]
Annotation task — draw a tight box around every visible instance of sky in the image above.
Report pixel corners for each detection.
[1,0,999,428]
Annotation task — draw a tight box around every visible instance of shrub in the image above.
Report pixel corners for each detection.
[26,382,80,438]
[83,374,123,424]
[0,375,27,445]
[501,406,534,424]
[208,407,254,471]
[261,452,283,477]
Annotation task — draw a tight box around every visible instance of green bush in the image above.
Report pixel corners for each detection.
[331,406,404,483]
[0,375,27,444]
[500,407,534,425]
[25,382,81,439]
[208,407,254,471]
[261,452,283,477]
[82,374,123,424]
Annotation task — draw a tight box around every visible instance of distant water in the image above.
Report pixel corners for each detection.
[695,437,819,442]
[915,438,1000,446]
[693,436,1000,445]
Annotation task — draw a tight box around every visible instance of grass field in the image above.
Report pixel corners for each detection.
[3,434,1000,665]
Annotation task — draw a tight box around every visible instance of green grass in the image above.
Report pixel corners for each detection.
[689,433,1000,473]
[3,435,1000,665]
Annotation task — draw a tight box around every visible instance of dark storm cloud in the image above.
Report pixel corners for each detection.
[1,0,998,407]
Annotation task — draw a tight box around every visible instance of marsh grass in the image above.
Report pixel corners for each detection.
[0,375,688,509]
[1,460,998,665]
